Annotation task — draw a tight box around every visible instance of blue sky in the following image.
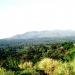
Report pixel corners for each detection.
[0,0,75,39]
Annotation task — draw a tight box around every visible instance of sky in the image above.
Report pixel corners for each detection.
[0,0,75,39]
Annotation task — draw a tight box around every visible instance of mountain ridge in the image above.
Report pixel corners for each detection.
[9,30,75,39]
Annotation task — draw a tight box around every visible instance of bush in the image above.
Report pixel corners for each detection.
[18,61,33,69]
[0,67,14,75]
[37,58,75,75]
[2,57,19,71]
[38,58,60,75]
[54,62,74,75]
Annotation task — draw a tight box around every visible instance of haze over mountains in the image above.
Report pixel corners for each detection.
[0,30,75,46]
[10,30,75,39]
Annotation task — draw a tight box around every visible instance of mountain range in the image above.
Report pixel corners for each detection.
[10,30,75,39]
[0,30,75,46]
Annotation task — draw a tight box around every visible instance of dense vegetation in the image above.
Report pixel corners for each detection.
[0,40,75,75]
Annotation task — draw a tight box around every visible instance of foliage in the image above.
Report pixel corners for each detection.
[37,58,75,75]
[2,57,19,71]
[0,41,75,75]
[0,67,14,75]
[38,58,59,75]
[18,61,33,69]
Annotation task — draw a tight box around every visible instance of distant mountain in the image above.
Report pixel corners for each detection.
[10,30,75,39]
[0,30,75,46]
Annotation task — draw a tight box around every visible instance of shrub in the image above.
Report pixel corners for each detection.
[54,62,74,75]
[18,61,33,69]
[70,58,75,74]
[0,67,14,75]
[2,57,19,71]
[37,58,75,75]
[38,58,60,75]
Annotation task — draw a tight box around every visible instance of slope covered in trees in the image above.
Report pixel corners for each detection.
[0,41,75,75]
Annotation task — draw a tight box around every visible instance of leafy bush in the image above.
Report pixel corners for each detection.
[37,58,60,75]
[54,62,74,75]
[18,61,33,69]
[2,57,19,71]
[37,58,75,75]
[0,67,14,75]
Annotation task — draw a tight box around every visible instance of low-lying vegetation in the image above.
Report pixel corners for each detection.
[0,41,75,75]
